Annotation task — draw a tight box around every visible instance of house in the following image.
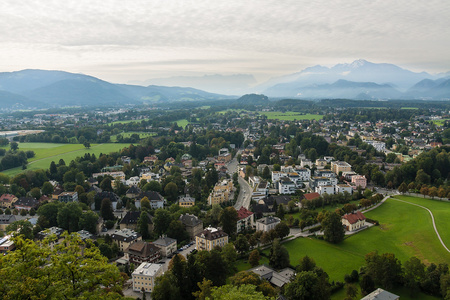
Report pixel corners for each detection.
[316,185,335,195]
[0,215,17,232]
[351,175,367,189]
[178,195,195,208]
[120,211,153,232]
[208,179,233,206]
[14,197,39,211]
[76,230,94,241]
[300,158,312,168]
[58,192,78,203]
[315,158,327,169]
[252,181,269,201]
[279,177,296,194]
[138,191,165,209]
[360,288,399,300]
[237,206,254,233]
[342,211,366,232]
[132,262,164,293]
[248,264,295,288]
[256,216,280,232]
[111,229,142,252]
[36,227,65,249]
[302,192,321,201]
[125,241,161,265]
[179,214,203,241]
[336,184,353,195]
[126,186,141,198]
[195,226,228,251]
[331,161,352,175]
[153,236,177,257]
[0,194,18,209]
[309,176,338,189]
[0,235,15,253]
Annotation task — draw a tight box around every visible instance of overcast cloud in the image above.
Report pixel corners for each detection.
[0,0,449,83]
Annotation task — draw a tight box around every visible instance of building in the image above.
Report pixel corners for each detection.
[294,168,311,182]
[351,175,367,189]
[331,161,352,175]
[178,195,195,208]
[315,158,327,169]
[256,216,280,232]
[138,191,165,209]
[14,197,39,211]
[208,179,233,206]
[126,241,161,265]
[126,186,141,198]
[336,184,354,195]
[248,265,295,288]
[365,141,386,152]
[92,171,125,181]
[153,236,177,257]
[314,170,336,178]
[111,229,142,252]
[252,180,269,201]
[0,194,18,209]
[179,214,203,241]
[132,262,164,293]
[36,227,65,249]
[195,226,228,251]
[0,215,17,231]
[237,206,254,233]
[120,211,153,232]
[0,235,15,253]
[316,185,335,195]
[300,158,312,168]
[309,176,338,190]
[342,211,366,231]
[58,191,78,203]
[278,177,297,194]
[360,288,399,300]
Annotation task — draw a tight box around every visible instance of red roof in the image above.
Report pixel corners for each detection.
[303,192,320,201]
[237,206,253,220]
[342,211,366,224]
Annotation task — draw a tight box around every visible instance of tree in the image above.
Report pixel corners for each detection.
[192,278,213,300]
[297,255,316,272]
[37,202,61,228]
[10,141,18,152]
[99,177,113,192]
[248,249,260,267]
[345,283,358,300]
[100,198,115,220]
[57,202,82,233]
[403,256,426,296]
[42,181,54,195]
[30,187,41,199]
[6,220,33,240]
[78,210,99,234]
[164,182,178,202]
[360,274,375,296]
[262,166,271,180]
[166,220,189,244]
[140,197,151,211]
[269,238,290,269]
[153,209,172,236]
[209,284,270,300]
[0,234,125,299]
[364,251,402,290]
[144,181,162,192]
[398,182,408,194]
[219,206,238,237]
[234,234,250,254]
[83,141,91,149]
[275,222,290,239]
[284,271,330,300]
[322,211,345,244]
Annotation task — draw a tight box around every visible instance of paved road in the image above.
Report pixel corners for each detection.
[234,176,252,210]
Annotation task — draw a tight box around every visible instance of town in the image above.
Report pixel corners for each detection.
[1,99,450,300]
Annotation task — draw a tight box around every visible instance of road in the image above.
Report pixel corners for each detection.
[226,150,253,210]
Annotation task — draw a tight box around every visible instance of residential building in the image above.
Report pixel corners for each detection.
[342,211,366,231]
[126,186,141,198]
[120,211,153,232]
[351,175,367,189]
[0,194,18,209]
[195,226,228,251]
[360,288,399,300]
[92,171,125,181]
[0,235,15,253]
[153,236,177,257]
[208,179,233,205]
[248,265,295,288]
[76,230,94,241]
[331,161,352,175]
[314,170,336,178]
[132,262,164,293]
[138,191,165,209]
[309,176,338,189]
[365,141,386,152]
[271,171,284,182]
[126,241,161,265]
[179,214,203,241]
[252,180,269,201]
[336,184,353,195]
[0,215,16,231]
[178,195,195,208]
[58,191,78,203]
[14,197,39,211]
[248,176,261,188]
[302,192,321,201]
[111,229,142,252]
[316,185,335,195]
[315,158,327,169]
[300,158,312,168]
[237,206,254,233]
[36,227,65,249]
[294,168,311,182]
[279,177,297,194]
[256,216,280,232]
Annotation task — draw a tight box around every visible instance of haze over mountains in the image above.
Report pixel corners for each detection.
[0,60,449,109]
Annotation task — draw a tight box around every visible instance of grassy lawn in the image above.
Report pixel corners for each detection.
[400,107,419,110]
[175,119,190,128]
[0,143,130,176]
[432,118,450,126]
[108,118,151,125]
[264,197,450,283]
[110,131,156,142]
[234,256,269,273]
[258,111,323,121]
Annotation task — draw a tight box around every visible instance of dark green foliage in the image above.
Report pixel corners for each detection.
[269,238,290,269]
[321,211,345,244]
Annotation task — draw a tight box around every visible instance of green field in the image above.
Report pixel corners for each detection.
[0,142,130,176]
[110,131,156,142]
[175,119,190,128]
[108,118,151,125]
[264,196,450,283]
[432,118,450,126]
[258,111,323,121]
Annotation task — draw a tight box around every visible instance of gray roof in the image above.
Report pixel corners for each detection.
[153,236,176,247]
[179,214,203,227]
[0,215,16,225]
[256,216,280,225]
[248,264,295,288]
[360,288,400,300]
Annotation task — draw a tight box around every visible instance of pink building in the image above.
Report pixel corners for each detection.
[351,175,367,189]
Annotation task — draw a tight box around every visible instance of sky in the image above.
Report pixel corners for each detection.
[0,0,449,84]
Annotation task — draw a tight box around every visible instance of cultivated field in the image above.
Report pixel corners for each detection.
[258,111,323,121]
[0,142,130,176]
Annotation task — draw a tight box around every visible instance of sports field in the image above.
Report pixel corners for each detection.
[258,111,323,121]
[265,196,450,283]
[0,142,130,176]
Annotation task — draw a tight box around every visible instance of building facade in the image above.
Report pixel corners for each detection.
[195,227,228,251]
[132,262,164,293]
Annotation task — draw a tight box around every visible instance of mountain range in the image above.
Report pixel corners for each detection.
[0,60,450,109]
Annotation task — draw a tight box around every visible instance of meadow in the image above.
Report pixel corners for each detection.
[258,111,323,121]
[110,131,156,142]
[432,118,450,126]
[175,119,190,128]
[108,118,151,125]
[0,142,130,176]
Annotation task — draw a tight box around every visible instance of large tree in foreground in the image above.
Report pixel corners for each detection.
[0,233,126,299]
[321,211,345,244]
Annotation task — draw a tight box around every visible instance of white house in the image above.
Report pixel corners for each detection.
[316,185,335,195]
[342,211,366,231]
[279,178,297,194]
[256,216,281,232]
[294,168,311,182]
[336,184,353,195]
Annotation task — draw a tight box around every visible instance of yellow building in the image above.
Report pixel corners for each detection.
[331,161,352,175]
[132,262,164,293]
[208,179,233,206]
[179,195,195,208]
[195,226,228,251]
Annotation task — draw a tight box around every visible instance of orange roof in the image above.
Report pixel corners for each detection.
[237,206,253,220]
[303,192,320,201]
[342,211,366,224]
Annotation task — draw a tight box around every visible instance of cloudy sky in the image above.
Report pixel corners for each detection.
[0,0,449,84]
